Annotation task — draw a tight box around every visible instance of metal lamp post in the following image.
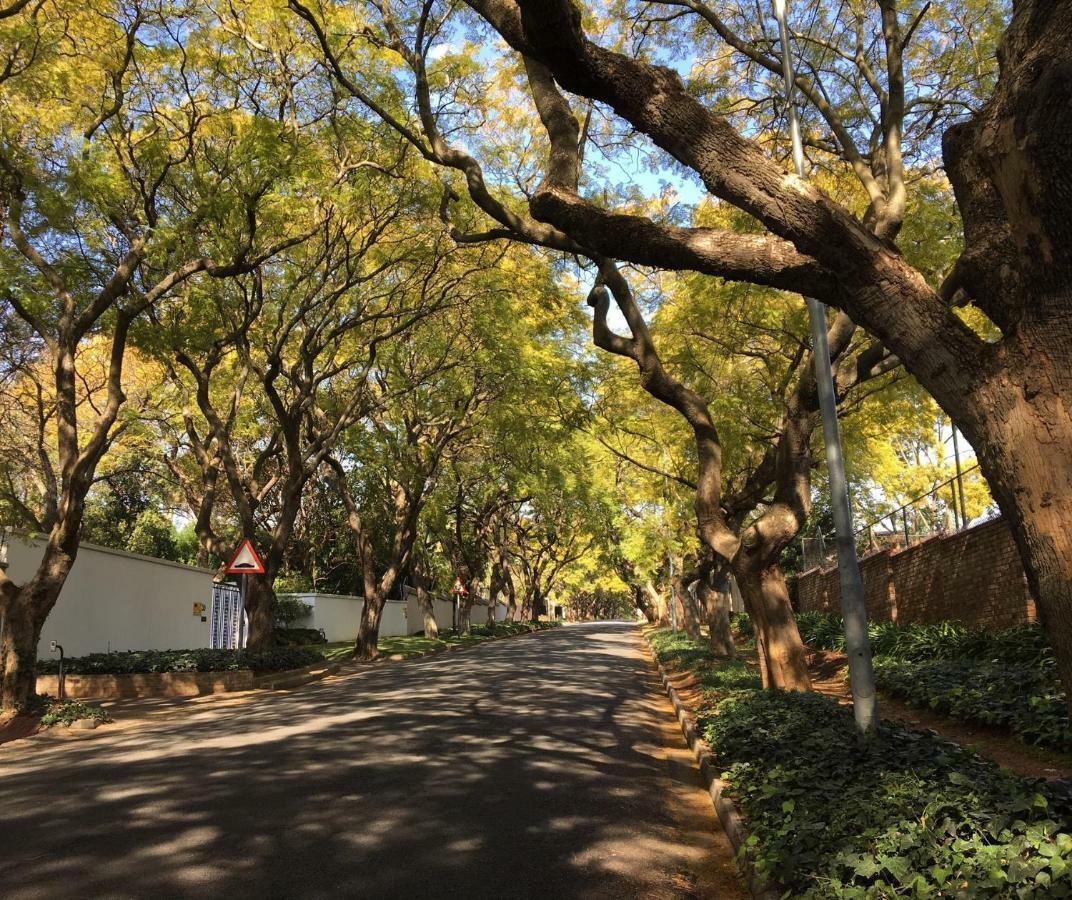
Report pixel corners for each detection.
[771,0,878,735]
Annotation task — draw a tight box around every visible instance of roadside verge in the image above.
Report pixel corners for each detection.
[641,628,780,900]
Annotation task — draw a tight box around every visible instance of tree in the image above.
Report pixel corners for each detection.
[0,2,300,710]
[160,177,444,649]
[325,284,500,659]
[450,0,1072,708]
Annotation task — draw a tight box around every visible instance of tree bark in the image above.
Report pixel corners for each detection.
[1,589,46,711]
[414,568,438,639]
[699,567,735,658]
[633,584,657,624]
[355,589,385,661]
[672,570,702,642]
[735,562,811,691]
[243,574,278,651]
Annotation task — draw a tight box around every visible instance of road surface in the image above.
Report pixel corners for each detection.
[0,622,744,899]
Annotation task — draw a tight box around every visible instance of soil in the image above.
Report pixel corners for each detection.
[0,712,41,745]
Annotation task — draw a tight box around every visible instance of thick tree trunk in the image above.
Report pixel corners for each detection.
[642,580,668,626]
[699,569,735,658]
[735,562,811,691]
[0,591,45,711]
[633,585,657,624]
[243,574,277,651]
[355,589,385,660]
[1,545,76,711]
[966,364,1072,713]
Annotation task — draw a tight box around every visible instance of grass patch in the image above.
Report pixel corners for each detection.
[648,628,1072,898]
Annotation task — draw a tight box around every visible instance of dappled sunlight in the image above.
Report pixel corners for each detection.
[0,624,726,899]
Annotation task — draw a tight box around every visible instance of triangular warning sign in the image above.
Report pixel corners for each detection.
[225,539,265,574]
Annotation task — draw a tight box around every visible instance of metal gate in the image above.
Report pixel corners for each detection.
[210,581,246,650]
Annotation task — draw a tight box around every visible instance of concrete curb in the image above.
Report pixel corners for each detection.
[252,660,343,691]
[642,633,781,900]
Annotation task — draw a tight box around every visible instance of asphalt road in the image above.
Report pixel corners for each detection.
[0,622,744,899]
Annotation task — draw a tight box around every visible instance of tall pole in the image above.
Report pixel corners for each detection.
[772,0,877,735]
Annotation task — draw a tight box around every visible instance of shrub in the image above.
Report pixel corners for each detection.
[40,698,111,728]
[274,595,313,627]
[36,647,323,675]
[274,627,326,646]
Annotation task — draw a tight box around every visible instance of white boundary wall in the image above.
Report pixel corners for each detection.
[4,534,216,660]
[279,593,411,640]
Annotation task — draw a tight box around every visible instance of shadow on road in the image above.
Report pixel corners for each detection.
[0,623,727,899]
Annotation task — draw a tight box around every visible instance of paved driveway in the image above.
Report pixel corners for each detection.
[0,622,743,899]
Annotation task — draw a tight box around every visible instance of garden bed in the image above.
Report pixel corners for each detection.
[736,613,1071,754]
[648,628,1072,898]
[36,646,324,676]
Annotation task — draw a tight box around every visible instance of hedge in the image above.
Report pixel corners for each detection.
[36,647,323,675]
[649,629,1072,898]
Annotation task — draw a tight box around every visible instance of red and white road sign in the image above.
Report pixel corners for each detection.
[225,539,265,575]
[451,577,469,596]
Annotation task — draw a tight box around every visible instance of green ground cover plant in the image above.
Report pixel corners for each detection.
[43,622,562,674]
[790,613,1053,668]
[873,657,1071,751]
[732,613,1070,751]
[39,698,111,728]
[648,628,1072,898]
[36,647,324,675]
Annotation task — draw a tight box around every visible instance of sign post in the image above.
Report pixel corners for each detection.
[225,539,266,649]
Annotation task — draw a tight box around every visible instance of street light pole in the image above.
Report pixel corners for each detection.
[772,0,877,736]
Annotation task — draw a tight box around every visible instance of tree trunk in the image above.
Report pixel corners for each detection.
[243,574,277,651]
[968,372,1072,714]
[633,585,656,624]
[0,591,45,712]
[735,562,811,692]
[1,545,76,711]
[506,581,519,622]
[700,569,735,658]
[458,597,472,635]
[416,580,438,639]
[355,589,385,660]
[642,580,668,626]
[672,573,702,642]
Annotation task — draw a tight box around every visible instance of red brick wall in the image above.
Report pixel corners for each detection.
[795,518,1035,630]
